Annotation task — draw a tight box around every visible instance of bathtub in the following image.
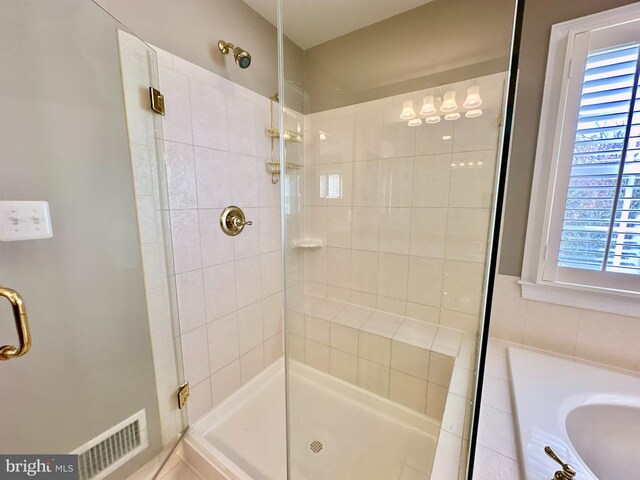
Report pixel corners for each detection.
[508,347,640,480]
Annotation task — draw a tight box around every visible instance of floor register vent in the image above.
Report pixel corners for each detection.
[72,409,148,480]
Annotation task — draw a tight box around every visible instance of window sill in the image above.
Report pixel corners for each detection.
[518,280,640,318]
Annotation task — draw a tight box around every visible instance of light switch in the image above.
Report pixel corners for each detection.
[0,201,53,241]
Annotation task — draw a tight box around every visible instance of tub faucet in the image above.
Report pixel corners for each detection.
[545,446,576,479]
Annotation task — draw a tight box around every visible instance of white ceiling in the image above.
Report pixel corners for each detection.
[242,0,432,49]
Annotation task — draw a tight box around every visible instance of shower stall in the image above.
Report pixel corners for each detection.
[0,0,519,479]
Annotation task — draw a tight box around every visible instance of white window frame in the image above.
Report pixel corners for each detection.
[521,3,640,317]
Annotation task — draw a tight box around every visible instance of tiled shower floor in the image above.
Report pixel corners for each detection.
[190,359,438,480]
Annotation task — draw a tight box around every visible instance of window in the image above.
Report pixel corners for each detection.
[522,4,640,314]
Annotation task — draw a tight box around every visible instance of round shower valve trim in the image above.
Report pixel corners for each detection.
[220,206,252,236]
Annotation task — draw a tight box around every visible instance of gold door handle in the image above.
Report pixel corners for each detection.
[0,286,32,361]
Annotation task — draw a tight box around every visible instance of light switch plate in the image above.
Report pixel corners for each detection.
[0,201,53,241]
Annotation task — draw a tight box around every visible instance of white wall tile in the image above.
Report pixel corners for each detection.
[264,332,283,366]
[169,210,202,274]
[175,270,206,334]
[189,79,228,150]
[357,357,390,397]
[326,247,351,289]
[383,111,416,159]
[229,153,259,207]
[409,208,447,258]
[391,340,430,380]
[330,348,358,383]
[379,208,411,254]
[407,256,444,307]
[159,67,192,144]
[352,161,382,206]
[237,301,263,355]
[449,151,497,208]
[326,206,352,248]
[445,208,490,263]
[181,326,210,385]
[327,162,354,207]
[522,301,580,356]
[359,331,392,366]
[262,293,283,339]
[259,207,281,253]
[381,157,414,207]
[452,109,500,153]
[305,339,330,372]
[261,250,282,298]
[351,207,380,251]
[235,256,262,308]
[233,207,261,260]
[240,344,264,384]
[354,110,383,161]
[575,310,640,370]
[330,323,359,354]
[187,378,212,424]
[351,250,379,294]
[412,155,451,207]
[389,369,427,412]
[202,262,237,321]
[207,312,239,372]
[415,119,454,155]
[199,209,234,268]
[377,253,409,300]
[211,360,241,407]
[194,147,230,209]
[164,141,197,209]
[442,260,484,315]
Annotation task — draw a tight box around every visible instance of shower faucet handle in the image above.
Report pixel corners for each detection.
[545,446,576,480]
[220,206,252,236]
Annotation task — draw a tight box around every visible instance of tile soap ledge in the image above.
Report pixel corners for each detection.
[293,239,324,248]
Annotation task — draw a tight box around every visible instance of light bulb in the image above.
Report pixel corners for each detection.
[400,100,416,120]
[420,95,437,116]
[425,116,441,124]
[465,109,483,118]
[408,119,423,126]
[440,90,458,113]
[463,85,483,109]
[444,112,460,121]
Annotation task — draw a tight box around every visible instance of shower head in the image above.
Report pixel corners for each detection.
[218,40,252,69]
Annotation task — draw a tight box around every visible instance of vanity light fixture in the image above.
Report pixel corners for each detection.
[463,84,483,108]
[400,100,416,120]
[440,90,458,112]
[444,112,460,121]
[442,135,452,140]
[425,115,441,124]
[420,95,437,116]
[465,109,484,118]
[408,118,423,126]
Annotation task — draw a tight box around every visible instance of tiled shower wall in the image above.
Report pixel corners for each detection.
[156,48,284,422]
[302,72,506,334]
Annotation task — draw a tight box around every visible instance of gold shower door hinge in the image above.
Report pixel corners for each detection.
[149,87,166,116]
[177,382,189,409]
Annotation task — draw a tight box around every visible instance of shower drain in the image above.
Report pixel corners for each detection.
[308,439,326,455]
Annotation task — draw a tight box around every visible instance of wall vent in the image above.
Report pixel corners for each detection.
[71,410,148,480]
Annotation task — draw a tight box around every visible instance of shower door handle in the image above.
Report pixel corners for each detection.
[0,286,32,361]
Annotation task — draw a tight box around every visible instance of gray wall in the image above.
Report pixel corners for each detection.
[95,0,304,100]
[0,0,161,474]
[303,0,516,113]
[499,0,638,276]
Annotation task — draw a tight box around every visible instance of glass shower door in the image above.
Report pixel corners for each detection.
[0,1,186,478]
[278,0,518,478]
